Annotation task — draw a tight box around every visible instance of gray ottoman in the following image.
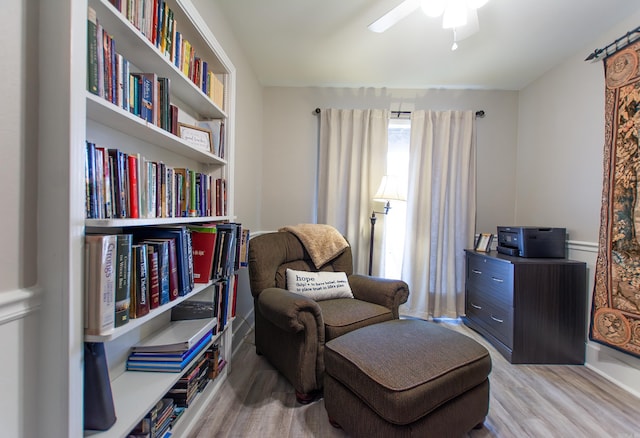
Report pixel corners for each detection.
[324,319,491,437]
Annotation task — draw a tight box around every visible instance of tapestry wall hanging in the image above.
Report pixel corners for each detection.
[590,39,640,358]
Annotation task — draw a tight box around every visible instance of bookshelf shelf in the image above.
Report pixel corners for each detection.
[85,215,232,228]
[84,281,214,343]
[86,93,227,165]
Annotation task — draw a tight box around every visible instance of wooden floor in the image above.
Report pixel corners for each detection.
[188,320,640,437]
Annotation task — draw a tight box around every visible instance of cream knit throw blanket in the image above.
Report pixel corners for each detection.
[279,224,349,269]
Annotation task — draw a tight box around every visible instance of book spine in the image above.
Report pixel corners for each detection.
[85,235,117,335]
[147,246,160,309]
[127,154,139,218]
[133,244,150,317]
[114,234,132,327]
[167,238,179,300]
[87,7,99,95]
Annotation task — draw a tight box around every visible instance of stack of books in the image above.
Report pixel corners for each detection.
[165,354,209,407]
[126,319,215,373]
[128,398,175,438]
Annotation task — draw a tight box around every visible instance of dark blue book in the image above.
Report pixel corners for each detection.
[139,74,153,123]
[107,149,127,218]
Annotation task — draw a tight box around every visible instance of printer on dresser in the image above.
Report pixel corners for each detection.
[463,226,587,364]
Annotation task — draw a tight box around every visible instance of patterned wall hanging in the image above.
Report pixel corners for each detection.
[590,37,640,358]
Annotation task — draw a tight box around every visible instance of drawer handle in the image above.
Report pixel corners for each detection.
[470,302,482,310]
[490,315,504,324]
[472,269,482,275]
[491,277,504,283]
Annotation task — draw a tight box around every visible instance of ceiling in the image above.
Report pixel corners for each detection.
[213,0,639,90]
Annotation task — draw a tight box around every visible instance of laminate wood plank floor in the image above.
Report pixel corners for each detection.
[188,320,640,437]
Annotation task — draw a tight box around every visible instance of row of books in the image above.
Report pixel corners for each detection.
[85,142,227,220]
[88,7,179,134]
[84,223,246,336]
[189,222,249,284]
[105,0,226,109]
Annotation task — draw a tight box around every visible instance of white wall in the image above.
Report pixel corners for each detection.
[517,8,640,396]
[260,86,519,232]
[193,0,265,342]
[0,0,40,436]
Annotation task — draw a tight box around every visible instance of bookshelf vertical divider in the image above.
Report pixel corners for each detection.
[79,0,237,436]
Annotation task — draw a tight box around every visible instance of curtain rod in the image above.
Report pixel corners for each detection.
[314,108,486,118]
[585,25,640,61]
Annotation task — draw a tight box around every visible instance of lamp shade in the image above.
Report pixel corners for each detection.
[373,175,406,202]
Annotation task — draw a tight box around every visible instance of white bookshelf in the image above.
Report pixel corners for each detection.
[79,0,237,436]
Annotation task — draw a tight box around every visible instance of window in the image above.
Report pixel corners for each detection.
[383,118,410,279]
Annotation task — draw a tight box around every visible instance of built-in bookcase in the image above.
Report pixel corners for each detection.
[80,0,237,436]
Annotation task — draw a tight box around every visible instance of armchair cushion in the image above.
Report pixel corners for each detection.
[286,269,354,301]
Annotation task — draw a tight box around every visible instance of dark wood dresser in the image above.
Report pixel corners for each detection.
[463,250,587,364]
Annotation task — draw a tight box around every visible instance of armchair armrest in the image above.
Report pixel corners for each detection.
[348,275,409,318]
[258,287,324,333]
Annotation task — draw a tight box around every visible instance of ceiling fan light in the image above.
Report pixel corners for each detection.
[442,1,468,29]
[420,0,445,17]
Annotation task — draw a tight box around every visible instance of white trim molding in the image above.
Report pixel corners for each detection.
[0,287,41,325]
[567,240,598,253]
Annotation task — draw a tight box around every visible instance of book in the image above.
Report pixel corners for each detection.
[171,300,215,321]
[130,243,149,318]
[127,154,140,218]
[107,149,127,218]
[114,234,132,327]
[187,224,217,283]
[85,234,117,336]
[239,228,250,267]
[139,73,158,125]
[147,244,160,309]
[131,318,215,353]
[87,7,99,95]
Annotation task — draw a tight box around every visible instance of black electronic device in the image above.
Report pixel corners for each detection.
[496,226,566,258]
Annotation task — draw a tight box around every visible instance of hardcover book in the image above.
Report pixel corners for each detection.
[187,224,217,283]
[147,245,160,309]
[85,234,117,336]
[114,234,132,328]
[130,243,150,318]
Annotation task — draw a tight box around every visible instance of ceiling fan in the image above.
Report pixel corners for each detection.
[368,0,490,49]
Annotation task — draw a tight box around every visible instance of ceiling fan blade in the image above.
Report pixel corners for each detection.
[456,7,479,40]
[368,0,420,33]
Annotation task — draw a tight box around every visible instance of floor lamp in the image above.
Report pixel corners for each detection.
[368,175,406,276]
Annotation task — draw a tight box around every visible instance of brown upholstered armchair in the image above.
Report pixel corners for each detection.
[248,228,410,403]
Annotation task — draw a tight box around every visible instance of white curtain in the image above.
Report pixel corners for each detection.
[401,110,476,319]
[317,109,389,274]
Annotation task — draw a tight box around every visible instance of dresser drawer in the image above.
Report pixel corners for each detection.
[467,253,513,307]
[466,287,514,348]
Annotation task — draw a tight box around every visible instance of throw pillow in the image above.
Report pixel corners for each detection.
[285,269,354,301]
